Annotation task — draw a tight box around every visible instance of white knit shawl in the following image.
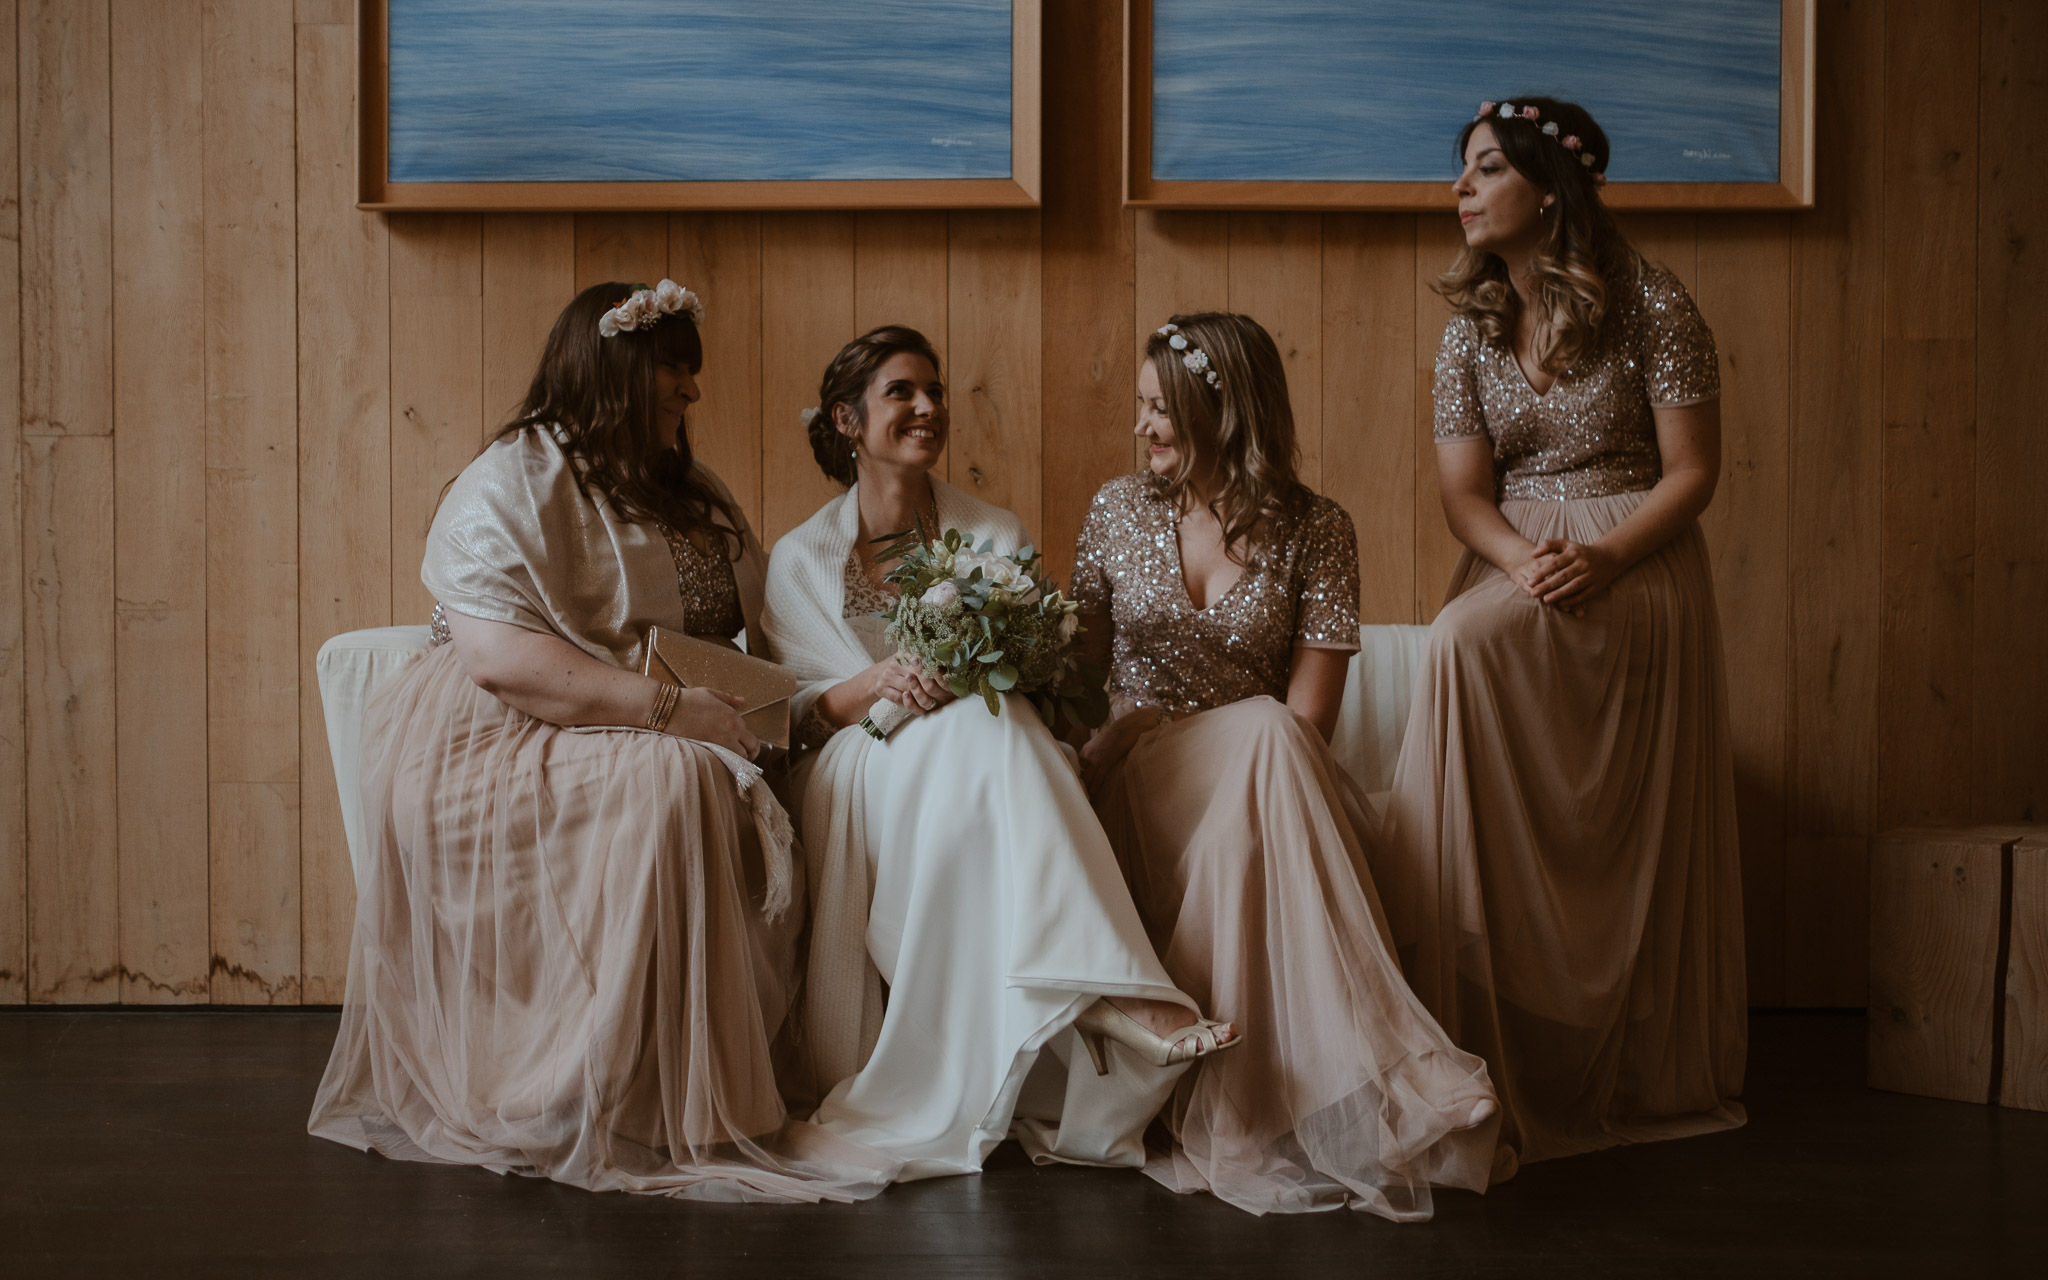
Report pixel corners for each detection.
[759,479,1029,1091]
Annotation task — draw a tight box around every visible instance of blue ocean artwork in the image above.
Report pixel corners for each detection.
[388,0,1012,183]
[1152,0,1781,184]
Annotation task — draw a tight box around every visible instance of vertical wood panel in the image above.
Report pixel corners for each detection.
[24,439,117,1001]
[0,0,27,1002]
[21,0,116,1002]
[854,213,949,352]
[1695,215,1793,1005]
[1879,337,1976,828]
[296,17,390,1003]
[573,214,667,293]
[855,212,950,480]
[948,213,1042,530]
[204,0,300,1003]
[1320,215,1415,623]
[1972,0,2048,823]
[1878,0,1977,830]
[1411,216,1465,622]
[19,0,111,439]
[480,215,572,436]
[1616,214,1699,292]
[1227,214,1322,489]
[388,216,482,625]
[1039,0,1134,582]
[671,215,764,533]
[1788,0,1883,844]
[112,0,208,1003]
[759,214,853,544]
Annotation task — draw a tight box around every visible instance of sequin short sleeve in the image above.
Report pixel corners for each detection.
[1070,486,1116,616]
[1432,316,1489,442]
[1292,498,1361,652]
[1638,266,1720,407]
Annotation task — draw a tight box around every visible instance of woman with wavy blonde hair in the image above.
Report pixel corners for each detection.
[1072,312,1500,1217]
[1374,98,1746,1178]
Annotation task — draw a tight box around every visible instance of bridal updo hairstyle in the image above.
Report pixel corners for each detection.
[805,324,945,487]
[494,280,742,554]
[1436,96,1638,377]
[1145,312,1308,565]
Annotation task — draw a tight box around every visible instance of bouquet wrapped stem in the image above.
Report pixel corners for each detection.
[858,525,1109,742]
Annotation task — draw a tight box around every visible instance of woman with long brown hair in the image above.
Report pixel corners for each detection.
[1073,312,1499,1217]
[310,281,889,1202]
[1375,98,1746,1178]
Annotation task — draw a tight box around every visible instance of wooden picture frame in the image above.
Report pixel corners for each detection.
[358,0,1042,212]
[1123,0,1814,212]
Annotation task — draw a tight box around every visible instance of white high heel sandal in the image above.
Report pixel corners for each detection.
[1072,999,1240,1075]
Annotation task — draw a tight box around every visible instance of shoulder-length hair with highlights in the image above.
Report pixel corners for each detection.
[1145,312,1308,565]
[1435,96,1640,375]
[491,280,743,556]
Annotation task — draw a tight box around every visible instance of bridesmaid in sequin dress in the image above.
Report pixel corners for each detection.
[1375,98,1746,1178]
[1074,312,1500,1218]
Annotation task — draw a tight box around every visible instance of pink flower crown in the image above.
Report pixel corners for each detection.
[1475,101,1606,186]
[1156,323,1221,390]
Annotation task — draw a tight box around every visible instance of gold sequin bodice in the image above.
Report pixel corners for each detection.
[658,524,745,640]
[1433,261,1720,501]
[1073,474,1360,718]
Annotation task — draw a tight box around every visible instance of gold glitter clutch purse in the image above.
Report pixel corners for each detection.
[640,626,796,750]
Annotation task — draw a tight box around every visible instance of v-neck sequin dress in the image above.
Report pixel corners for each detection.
[1075,474,1500,1218]
[1375,261,1747,1178]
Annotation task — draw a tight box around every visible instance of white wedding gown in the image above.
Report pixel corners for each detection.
[766,481,1195,1181]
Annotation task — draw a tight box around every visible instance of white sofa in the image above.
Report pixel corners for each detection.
[316,624,1430,886]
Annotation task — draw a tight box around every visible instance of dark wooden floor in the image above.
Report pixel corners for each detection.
[1,1012,2041,1279]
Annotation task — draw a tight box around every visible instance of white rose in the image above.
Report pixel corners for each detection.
[653,279,686,311]
[923,580,961,608]
[1057,611,1080,643]
[599,310,623,338]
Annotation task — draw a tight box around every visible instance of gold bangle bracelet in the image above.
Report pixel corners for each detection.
[647,681,682,732]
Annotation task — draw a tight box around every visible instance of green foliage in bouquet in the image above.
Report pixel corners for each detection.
[871,524,1111,731]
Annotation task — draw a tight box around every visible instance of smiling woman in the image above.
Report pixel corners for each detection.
[757,325,1239,1185]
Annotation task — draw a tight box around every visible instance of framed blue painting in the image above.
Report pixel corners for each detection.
[1124,0,1814,210]
[359,0,1041,211]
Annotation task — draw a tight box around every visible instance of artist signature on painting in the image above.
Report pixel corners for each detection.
[931,136,974,148]
[1682,148,1735,162]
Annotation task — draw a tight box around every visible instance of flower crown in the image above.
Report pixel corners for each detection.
[1157,323,1222,390]
[598,279,705,338]
[1475,101,1606,186]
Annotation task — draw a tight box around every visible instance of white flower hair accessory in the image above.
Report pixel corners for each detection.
[598,279,705,339]
[1156,323,1222,390]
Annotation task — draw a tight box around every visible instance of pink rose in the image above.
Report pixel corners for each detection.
[1521,105,1540,121]
[922,580,962,609]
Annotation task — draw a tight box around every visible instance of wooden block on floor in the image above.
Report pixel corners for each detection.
[1867,827,2018,1103]
[2005,836,2048,1112]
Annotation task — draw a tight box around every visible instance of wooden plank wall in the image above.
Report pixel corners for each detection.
[1,0,2040,1005]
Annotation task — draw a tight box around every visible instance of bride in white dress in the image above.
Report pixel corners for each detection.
[761,326,1238,1180]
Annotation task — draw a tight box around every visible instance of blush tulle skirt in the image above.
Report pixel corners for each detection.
[308,644,892,1202]
[1376,492,1748,1178]
[1092,695,1500,1217]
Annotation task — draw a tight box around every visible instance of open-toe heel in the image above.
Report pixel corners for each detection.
[1072,999,1240,1075]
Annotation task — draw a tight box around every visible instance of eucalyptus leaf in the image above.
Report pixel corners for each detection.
[981,685,1001,716]
[989,663,1019,690]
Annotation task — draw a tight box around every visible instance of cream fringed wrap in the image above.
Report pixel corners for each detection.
[422,425,796,917]
[758,479,1029,1088]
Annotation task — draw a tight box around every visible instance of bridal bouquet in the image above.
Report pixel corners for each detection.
[859,526,1111,741]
